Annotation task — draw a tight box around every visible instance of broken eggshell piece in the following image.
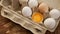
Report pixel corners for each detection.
[44,18,56,29]
[22,6,32,17]
[49,9,60,19]
[28,0,38,8]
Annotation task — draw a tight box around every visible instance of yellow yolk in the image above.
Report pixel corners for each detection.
[32,12,44,23]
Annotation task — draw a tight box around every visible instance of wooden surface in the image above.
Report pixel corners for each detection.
[0,9,60,34]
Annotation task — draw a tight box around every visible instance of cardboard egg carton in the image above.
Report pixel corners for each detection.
[0,0,60,34]
[1,7,47,34]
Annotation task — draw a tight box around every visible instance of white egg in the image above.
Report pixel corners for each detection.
[22,6,32,17]
[28,0,38,8]
[49,9,60,19]
[44,18,56,29]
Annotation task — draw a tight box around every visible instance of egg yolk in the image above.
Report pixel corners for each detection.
[32,12,44,23]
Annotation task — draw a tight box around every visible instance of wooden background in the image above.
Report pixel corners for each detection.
[0,8,60,34]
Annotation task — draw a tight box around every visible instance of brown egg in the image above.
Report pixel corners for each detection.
[38,3,49,13]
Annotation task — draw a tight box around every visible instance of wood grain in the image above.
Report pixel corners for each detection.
[0,8,33,34]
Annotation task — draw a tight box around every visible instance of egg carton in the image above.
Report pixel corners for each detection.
[0,0,60,34]
[1,7,47,34]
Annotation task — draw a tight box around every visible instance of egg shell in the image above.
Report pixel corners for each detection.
[38,3,49,13]
[28,0,38,8]
[44,18,56,29]
[22,6,32,17]
[49,9,60,19]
